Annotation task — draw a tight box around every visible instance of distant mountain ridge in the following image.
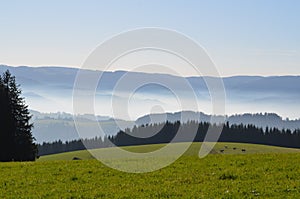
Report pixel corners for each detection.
[2,65,300,92]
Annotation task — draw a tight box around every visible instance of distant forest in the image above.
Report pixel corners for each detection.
[38,121,300,156]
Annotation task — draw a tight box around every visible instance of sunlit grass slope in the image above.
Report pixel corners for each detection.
[38,142,300,161]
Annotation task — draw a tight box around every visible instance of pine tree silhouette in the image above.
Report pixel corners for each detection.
[0,70,37,161]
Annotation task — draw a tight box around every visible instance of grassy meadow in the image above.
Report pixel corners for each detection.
[1,142,300,198]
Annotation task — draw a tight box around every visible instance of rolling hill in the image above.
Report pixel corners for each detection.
[38,142,300,161]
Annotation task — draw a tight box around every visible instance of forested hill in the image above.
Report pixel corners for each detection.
[136,111,300,130]
[38,121,300,156]
[31,110,300,143]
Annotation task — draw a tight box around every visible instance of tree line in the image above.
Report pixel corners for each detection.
[38,121,300,156]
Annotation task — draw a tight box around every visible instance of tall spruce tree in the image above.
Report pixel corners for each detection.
[0,70,37,161]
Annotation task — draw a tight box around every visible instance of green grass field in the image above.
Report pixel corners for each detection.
[2,142,300,198]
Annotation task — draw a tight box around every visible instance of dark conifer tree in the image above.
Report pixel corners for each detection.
[0,70,37,161]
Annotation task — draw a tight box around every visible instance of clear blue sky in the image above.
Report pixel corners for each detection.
[0,0,299,76]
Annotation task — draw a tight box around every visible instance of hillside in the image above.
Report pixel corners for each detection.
[38,142,300,161]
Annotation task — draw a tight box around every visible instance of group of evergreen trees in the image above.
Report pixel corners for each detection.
[0,71,37,161]
[38,121,300,156]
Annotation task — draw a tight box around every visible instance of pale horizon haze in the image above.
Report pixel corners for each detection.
[0,0,300,77]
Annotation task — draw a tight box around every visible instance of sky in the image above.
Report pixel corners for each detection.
[0,0,300,77]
